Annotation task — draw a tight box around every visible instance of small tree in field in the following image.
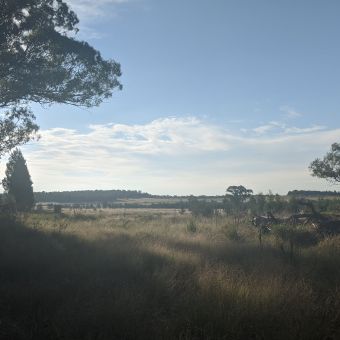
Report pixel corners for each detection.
[2,149,34,211]
[309,143,340,183]
[224,185,253,223]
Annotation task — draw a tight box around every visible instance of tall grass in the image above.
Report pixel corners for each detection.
[0,210,339,339]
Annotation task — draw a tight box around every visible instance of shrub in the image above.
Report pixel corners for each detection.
[54,205,62,214]
[273,224,319,262]
[225,225,244,242]
[188,197,215,217]
[187,220,197,233]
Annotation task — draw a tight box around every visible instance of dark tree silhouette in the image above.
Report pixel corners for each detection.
[226,185,253,204]
[224,185,253,222]
[0,107,39,157]
[2,149,34,211]
[0,0,122,156]
[309,143,340,183]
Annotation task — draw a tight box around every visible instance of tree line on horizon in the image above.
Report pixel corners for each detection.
[1,146,340,214]
[35,189,153,204]
[287,190,340,196]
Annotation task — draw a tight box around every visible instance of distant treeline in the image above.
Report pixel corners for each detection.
[33,190,226,204]
[30,188,340,218]
[287,190,340,196]
[34,190,153,203]
[40,202,189,210]
[38,195,340,217]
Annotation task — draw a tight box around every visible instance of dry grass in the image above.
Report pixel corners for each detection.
[0,209,339,339]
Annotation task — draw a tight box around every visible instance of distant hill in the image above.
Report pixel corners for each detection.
[287,190,340,197]
[34,190,153,204]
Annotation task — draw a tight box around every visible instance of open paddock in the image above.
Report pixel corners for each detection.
[0,209,339,339]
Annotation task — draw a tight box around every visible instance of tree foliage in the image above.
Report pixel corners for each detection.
[309,143,340,183]
[2,149,34,211]
[0,106,39,157]
[0,0,122,155]
[224,185,253,218]
[225,185,253,204]
[35,189,151,204]
[188,196,215,217]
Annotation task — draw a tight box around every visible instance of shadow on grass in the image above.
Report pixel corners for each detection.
[0,217,339,340]
[152,233,340,287]
[0,217,174,339]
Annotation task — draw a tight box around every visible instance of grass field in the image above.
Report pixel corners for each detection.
[0,209,339,339]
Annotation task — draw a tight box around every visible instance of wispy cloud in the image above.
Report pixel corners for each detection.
[251,121,285,135]
[280,105,303,118]
[245,120,325,136]
[284,125,325,134]
[68,0,131,20]
[66,0,134,40]
[1,116,336,194]
[29,117,231,161]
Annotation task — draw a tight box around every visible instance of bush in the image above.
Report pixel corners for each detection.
[188,197,215,217]
[54,205,62,214]
[187,220,197,233]
[274,224,318,247]
[273,224,319,262]
[225,225,244,242]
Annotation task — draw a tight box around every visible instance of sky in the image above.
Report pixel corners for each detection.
[2,0,340,195]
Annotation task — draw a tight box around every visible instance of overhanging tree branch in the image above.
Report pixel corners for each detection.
[0,0,122,156]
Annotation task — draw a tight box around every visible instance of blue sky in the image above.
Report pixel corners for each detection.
[2,0,340,194]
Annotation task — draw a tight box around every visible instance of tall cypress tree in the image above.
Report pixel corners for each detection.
[2,149,34,211]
